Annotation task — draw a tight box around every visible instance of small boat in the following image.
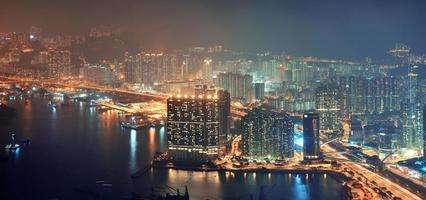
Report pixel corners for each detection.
[4,143,20,150]
[120,113,164,129]
[102,183,112,188]
[120,122,146,130]
[95,180,105,184]
[4,133,20,151]
[98,107,109,112]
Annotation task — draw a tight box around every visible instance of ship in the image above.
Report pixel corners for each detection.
[120,113,164,130]
[4,133,20,151]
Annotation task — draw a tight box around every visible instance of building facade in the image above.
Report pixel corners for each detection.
[423,105,426,164]
[401,101,423,151]
[80,64,115,86]
[338,76,401,114]
[315,83,342,135]
[166,87,230,162]
[254,82,265,100]
[242,108,294,160]
[215,72,253,103]
[303,113,320,160]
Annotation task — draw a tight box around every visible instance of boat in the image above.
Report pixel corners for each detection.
[120,114,149,129]
[120,121,147,129]
[4,133,20,151]
[97,106,109,112]
[47,101,57,108]
[120,113,165,130]
[4,144,20,151]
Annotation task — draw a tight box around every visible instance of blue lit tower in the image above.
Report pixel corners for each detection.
[303,112,320,160]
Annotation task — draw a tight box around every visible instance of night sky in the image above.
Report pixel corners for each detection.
[1,0,426,60]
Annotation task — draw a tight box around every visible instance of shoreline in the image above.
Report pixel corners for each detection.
[150,163,350,181]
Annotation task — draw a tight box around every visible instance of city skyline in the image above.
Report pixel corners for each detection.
[1,1,426,200]
[2,0,426,60]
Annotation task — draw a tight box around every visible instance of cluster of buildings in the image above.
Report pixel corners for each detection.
[165,84,323,162]
[0,26,424,163]
[163,56,425,164]
[0,25,119,79]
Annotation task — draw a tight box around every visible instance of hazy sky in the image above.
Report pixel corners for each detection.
[1,0,426,60]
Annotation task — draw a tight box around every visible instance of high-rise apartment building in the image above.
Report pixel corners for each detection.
[167,86,230,162]
[242,108,294,160]
[315,83,342,135]
[80,64,115,86]
[401,101,423,151]
[33,49,71,78]
[401,66,423,152]
[407,66,418,103]
[303,113,320,160]
[254,82,265,100]
[338,76,401,114]
[215,72,253,103]
[423,105,425,164]
[123,53,179,85]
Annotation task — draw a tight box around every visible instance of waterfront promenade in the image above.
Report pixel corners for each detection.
[146,158,424,200]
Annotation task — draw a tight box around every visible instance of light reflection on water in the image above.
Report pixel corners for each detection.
[137,169,340,200]
[129,129,137,172]
[294,174,309,200]
[1,98,342,200]
[158,126,165,147]
[149,127,155,145]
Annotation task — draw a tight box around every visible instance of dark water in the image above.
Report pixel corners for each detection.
[0,98,342,200]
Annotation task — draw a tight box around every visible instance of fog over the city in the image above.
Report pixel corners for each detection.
[2,0,426,59]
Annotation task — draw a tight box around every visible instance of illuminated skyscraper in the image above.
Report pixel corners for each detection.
[167,87,230,162]
[163,54,179,81]
[194,85,230,157]
[217,89,231,157]
[35,49,71,77]
[303,113,320,160]
[401,66,423,151]
[423,105,426,164]
[80,64,115,86]
[401,101,423,151]
[202,58,213,83]
[123,54,136,83]
[365,76,401,113]
[242,108,294,160]
[254,82,265,100]
[407,66,419,103]
[338,76,401,114]
[123,53,179,85]
[216,72,253,102]
[315,83,342,135]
